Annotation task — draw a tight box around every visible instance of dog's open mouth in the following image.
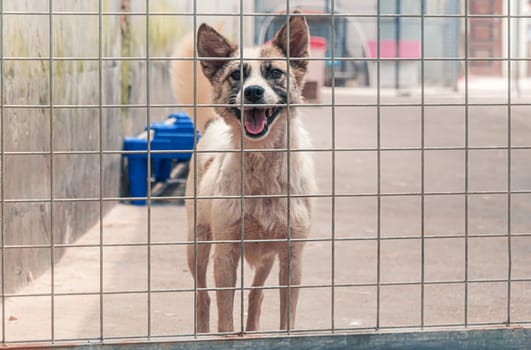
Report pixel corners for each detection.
[235,107,282,138]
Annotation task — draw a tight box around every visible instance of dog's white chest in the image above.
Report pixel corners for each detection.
[212,152,312,233]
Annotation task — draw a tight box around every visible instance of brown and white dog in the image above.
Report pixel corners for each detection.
[179,12,316,333]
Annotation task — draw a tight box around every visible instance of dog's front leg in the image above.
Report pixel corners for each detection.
[279,242,304,330]
[214,242,241,333]
[187,225,212,333]
[246,255,275,332]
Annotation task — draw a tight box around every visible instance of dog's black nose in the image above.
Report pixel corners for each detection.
[244,85,265,103]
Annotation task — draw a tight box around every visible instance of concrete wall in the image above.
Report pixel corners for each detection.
[1,0,186,292]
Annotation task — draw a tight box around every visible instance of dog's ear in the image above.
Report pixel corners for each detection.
[272,10,309,71]
[197,23,237,81]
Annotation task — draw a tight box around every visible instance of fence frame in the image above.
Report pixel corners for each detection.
[0,0,530,348]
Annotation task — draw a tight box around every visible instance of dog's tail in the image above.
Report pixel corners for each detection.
[170,24,221,134]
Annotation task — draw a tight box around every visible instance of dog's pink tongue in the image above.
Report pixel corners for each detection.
[244,109,267,135]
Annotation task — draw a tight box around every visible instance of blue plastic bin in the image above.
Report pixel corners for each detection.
[123,113,198,205]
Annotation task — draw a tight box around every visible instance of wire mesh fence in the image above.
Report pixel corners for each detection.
[0,0,531,348]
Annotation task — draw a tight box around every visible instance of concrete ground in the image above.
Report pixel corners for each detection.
[4,88,531,342]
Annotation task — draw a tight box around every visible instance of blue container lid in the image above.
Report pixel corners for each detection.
[150,114,195,135]
[168,112,189,120]
[123,112,199,158]
[123,137,147,150]
[169,112,195,130]
[123,137,148,158]
[150,123,178,133]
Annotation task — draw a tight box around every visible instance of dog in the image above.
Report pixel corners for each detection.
[178,12,316,333]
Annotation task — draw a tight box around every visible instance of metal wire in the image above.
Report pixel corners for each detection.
[5,145,531,157]
[376,0,382,331]
[4,277,531,299]
[4,190,531,206]
[420,0,426,330]
[48,0,56,342]
[330,0,337,334]
[2,57,531,63]
[0,0,5,343]
[2,232,531,250]
[145,0,153,338]
[5,101,531,109]
[239,0,245,336]
[192,0,198,338]
[285,1,292,334]
[464,0,470,328]
[506,0,513,327]
[1,11,530,19]
[98,0,105,341]
[0,1,530,347]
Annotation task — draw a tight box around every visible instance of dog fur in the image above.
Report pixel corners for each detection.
[176,13,316,333]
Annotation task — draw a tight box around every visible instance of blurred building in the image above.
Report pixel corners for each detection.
[467,0,530,79]
[250,0,530,88]
[176,0,530,88]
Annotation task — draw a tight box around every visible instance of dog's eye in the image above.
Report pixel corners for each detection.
[230,70,241,81]
[269,68,283,79]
